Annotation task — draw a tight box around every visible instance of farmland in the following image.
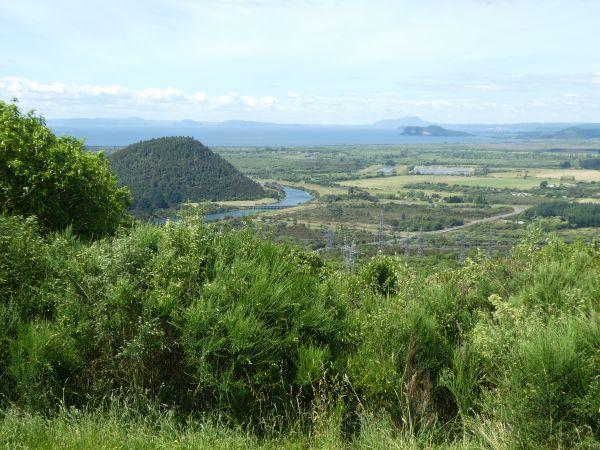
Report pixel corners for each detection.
[3,101,600,449]
[213,141,600,264]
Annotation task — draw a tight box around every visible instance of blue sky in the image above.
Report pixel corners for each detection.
[1,0,599,123]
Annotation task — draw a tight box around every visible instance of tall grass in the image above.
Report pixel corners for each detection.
[0,214,598,448]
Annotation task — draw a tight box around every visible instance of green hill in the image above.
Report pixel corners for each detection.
[550,127,600,139]
[108,137,269,212]
[401,125,473,137]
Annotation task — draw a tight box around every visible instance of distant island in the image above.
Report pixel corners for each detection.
[401,125,473,137]
[108,137,272,215]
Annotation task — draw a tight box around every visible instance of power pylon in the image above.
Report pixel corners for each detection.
[459,233,467,262]
[418,232,424,257]
[325,226,334,251]
[342,238,357,270]
[377,209,386,254]
[487,225,494,259]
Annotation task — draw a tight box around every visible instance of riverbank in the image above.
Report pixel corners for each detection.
[205,186,312,221]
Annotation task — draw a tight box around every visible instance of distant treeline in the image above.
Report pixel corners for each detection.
[580,158,600,170]
[526,201,600,227]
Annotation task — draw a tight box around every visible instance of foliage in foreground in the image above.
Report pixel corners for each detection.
[0,214,598,448]
[0,101,130,237]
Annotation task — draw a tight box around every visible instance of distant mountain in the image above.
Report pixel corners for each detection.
[401,125,473,137]
[549,127,600,139]
[108,137,269,213]
[372,116,431,128]
[218,120,285,127]
[49,117,153,127]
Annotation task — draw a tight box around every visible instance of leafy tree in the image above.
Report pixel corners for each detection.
[0,101,129,237]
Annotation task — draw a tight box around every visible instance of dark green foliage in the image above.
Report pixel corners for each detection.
[526,200,600,227]
[108,137,269,213]
[0,214,598,447]
[443,195,463,203]
[357,255,407,297]
[559,160,572,169]
[0,101,130,238]
[580,157,600,170]
[0,213,352,424]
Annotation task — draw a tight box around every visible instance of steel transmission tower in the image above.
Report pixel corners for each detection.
[342,238,357,270]
[377,209,386,254]
[418,232,424,257]
[325,226,334,251]
[459,233,467,262]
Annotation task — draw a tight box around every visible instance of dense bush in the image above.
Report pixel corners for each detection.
[0,214,598,448]
[0,101,130,237]
[0,213,353,422]
[525,200,600,227]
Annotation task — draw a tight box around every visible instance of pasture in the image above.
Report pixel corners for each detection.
[338,172,551,194]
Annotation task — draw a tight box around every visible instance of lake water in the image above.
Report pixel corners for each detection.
[204,186,312,221]
[50,125,490,147]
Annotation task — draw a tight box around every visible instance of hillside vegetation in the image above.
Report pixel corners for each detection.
[1,213,598,448]
[526,200,600,227]
[1,103,599,448]
[108,137,270,214]
[551,127,600,139]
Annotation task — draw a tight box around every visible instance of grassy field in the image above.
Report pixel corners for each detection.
[257,178,349,196]
[338,173,549,193]
[575,197,600,204]
[211,142,600,262]
[211,197,279,207]
[525,168,600,181]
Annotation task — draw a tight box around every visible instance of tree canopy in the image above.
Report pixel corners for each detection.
[108,137,269,214]
[0,101,129,237]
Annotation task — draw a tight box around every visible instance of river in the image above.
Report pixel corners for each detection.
[204,186,312,221]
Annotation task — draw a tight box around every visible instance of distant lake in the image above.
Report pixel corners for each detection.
[49,125,491,147]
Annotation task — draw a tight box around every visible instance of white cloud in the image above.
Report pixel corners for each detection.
[2,76,599,123]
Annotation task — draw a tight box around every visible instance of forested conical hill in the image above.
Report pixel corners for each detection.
[108,137,268,211]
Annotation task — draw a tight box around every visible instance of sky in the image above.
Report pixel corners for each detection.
[1,0,599,124]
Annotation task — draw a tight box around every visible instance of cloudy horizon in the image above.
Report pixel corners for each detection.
[1,0,599,124]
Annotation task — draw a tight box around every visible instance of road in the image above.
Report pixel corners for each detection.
[365,205,527,247]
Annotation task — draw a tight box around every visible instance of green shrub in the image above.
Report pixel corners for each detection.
[0,101,129,237]
[181,238,352,420]
[484,317,600,445]
[357,255,412,297]
[0,212,598,448]
[8,321,83,409]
